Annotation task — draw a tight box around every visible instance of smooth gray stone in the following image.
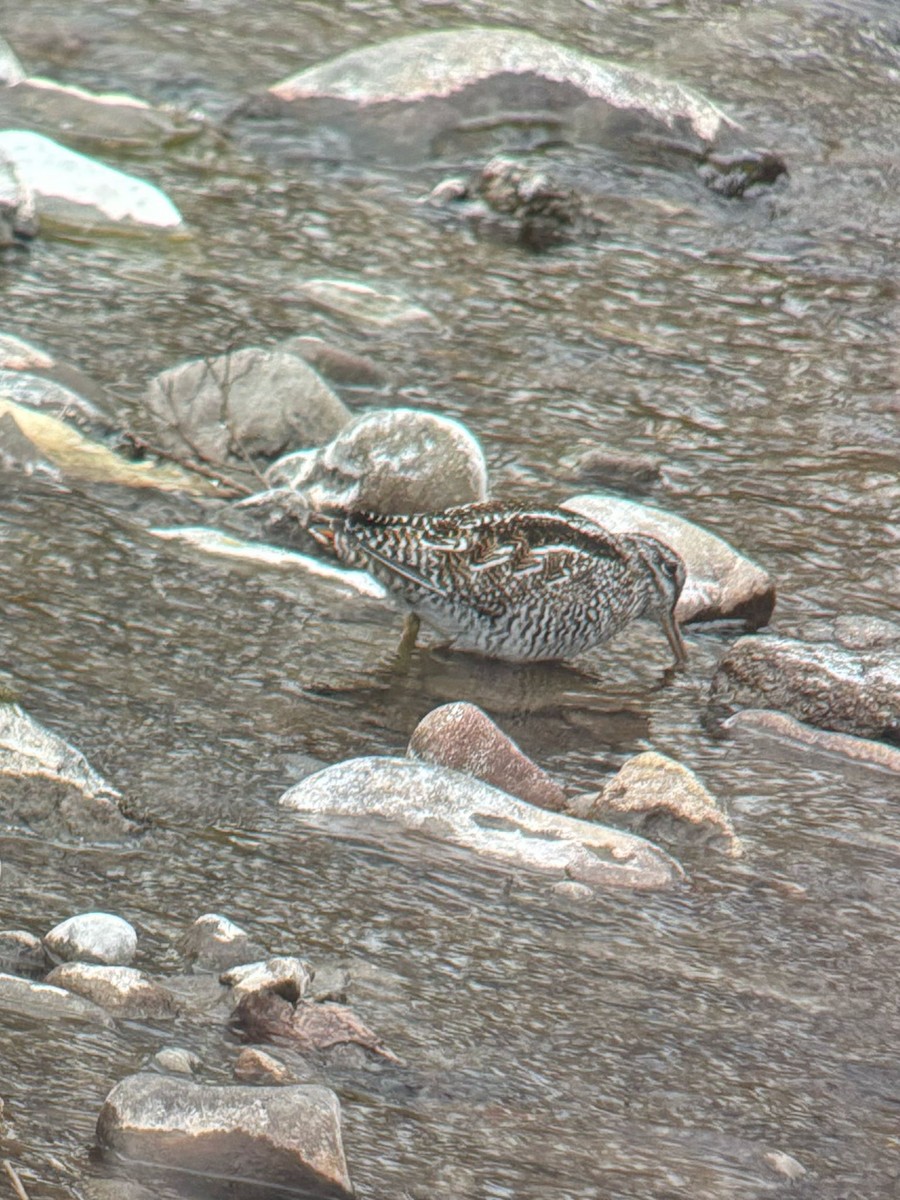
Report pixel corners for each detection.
[280,756,682,890]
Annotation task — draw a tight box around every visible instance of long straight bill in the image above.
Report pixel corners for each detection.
[660,607,688,665]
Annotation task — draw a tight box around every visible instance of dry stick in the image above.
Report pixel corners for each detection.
[2,1159,32,1200]
[121,432,252,497]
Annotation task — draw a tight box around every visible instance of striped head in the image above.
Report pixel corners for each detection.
[621,533,688,665]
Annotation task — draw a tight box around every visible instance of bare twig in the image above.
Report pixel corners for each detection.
[121,432,252,496]
[3,1159,32,1200]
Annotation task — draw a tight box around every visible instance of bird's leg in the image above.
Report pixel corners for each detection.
[392,612,421,670]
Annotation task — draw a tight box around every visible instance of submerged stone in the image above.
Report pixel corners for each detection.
[0,130,185,233]
[179,913,267,973]
[295,278,436,327]
[279,756,682,890]
[563,493,775,628]
[0,78,202,148]
[0,972,114,1026]
[96,1075,353,1198]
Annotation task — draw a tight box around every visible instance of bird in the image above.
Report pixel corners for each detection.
[306,501,688,666]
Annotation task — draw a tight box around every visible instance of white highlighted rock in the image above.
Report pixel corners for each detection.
[0,130,185,233]
[280,756,682,890]
[149,527,388,599]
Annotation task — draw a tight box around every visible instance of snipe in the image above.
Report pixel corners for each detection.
[309,501,688,666]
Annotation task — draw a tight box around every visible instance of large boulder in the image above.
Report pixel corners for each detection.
[266,406,488,515]
[269,27,750,169]
[0,131,184,234]
[96,1075,352,1198]
[710,635,900,743]
[279,756,681,890]
[143,346,350,468]
[562,493,775,627]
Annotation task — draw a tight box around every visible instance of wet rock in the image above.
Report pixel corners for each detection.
[180,913,267,972]
[723,709,900,774]
[0,370,110,434]
[45,964,179,1019]
[0,78,202,149]
[0,131,185,234]
[0,703,136,839]
[295,278,436,327]
[232,991,400,1063]
[0,929,47,977]
[563,493,775,627]
[570,751,741,856]
[96,1074,353,1199]
[153,1047,200,1076]
[710,636,900,743]
[143,345,349,469]
[763,1149,806,1181]
[280,335,388,387]
[0,150,37,241]
[269,27,738,166]
[280,756,682,890]
[150,525,387,600]
[44,912,138,966]
[829,614,899,652]
[0,331,113,415]
[221,956,314,1002]
[0,972,113,1026]
[266,407,488,515]
[408,702,566,812]
[234,1047,298,1085]
[306,964,351,1004]
[0,36,25,85]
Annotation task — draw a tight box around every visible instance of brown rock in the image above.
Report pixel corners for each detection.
[232,991,400,1063]
[96,1074,352,1198]
[575,751,741,856]
[408,701,566,812]
[234,1047,297,1085]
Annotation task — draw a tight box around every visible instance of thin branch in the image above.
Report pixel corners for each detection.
[120,432,253,496]
[3,1160,32,1200]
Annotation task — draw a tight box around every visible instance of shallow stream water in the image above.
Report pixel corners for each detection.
[0,2,898,1198]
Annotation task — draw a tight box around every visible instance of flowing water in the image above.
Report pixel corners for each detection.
[0,1,898,1197]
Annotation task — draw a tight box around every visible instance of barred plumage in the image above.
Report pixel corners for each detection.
[309,501,687,665]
